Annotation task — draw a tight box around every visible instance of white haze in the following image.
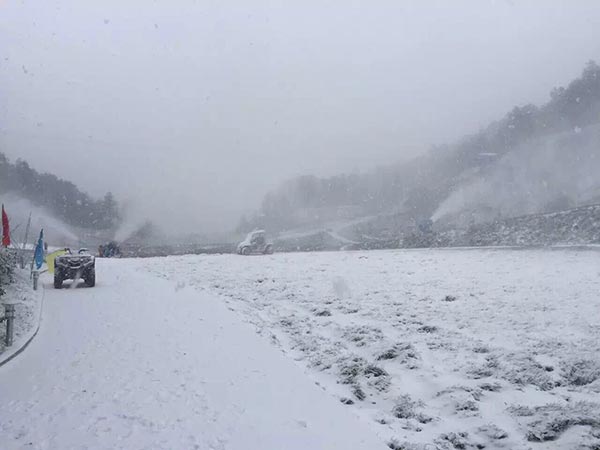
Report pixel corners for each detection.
[0,194,78,247]
[431,124,600,224]
[2,1,600,234]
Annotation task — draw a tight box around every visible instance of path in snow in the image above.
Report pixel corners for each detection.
[0,259,386,450]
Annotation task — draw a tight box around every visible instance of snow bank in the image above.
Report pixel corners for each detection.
[0,266,43,361]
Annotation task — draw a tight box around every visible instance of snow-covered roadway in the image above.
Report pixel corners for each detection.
[0,259,385,450]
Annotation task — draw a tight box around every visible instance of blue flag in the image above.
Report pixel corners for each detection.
[34,229,44,270]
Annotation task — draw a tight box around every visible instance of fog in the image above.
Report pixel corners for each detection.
[431,124,600,225]
[1,193,78,246]
[2,0,600,234]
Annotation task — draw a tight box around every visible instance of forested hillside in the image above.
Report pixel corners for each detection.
[0,154,119,230]
[242,60,600,234]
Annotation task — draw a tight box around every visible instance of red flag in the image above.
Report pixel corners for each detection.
[2,204,10,247]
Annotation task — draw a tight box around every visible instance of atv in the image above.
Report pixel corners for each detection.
[54,248,96,288]
[237,230,274,255]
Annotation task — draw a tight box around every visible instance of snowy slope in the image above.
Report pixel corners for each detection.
[0,259,386,450]
[452,204,600,246]
[146,248,600,449]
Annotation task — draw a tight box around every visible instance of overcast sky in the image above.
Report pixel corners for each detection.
[2,0,600,233]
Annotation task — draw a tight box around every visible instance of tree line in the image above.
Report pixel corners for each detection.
[240,60,600,233]
[0,154,120,230]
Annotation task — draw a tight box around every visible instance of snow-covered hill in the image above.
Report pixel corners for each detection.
[243,62,600,244]
[401,204,600,248]
[268,203,600,251]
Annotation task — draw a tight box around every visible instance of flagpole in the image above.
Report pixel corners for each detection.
[19,212,31,268]
[22,212,32,250]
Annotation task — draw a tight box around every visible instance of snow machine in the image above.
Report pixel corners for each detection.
[54,248,96,288]
[237,230,274,255]
[417,218,433,234]
[98,241,121,258]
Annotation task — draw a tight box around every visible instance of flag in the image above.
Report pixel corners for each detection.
[46,248,68,274]
[1,204,9,247]
[34,229,44,270]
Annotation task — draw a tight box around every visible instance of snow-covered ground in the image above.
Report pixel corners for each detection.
[1,249,599,449]
[146,248,600,449]
[0,259,385,450]
[0,266,43,359]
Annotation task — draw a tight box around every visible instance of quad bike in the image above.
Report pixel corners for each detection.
[54,248,96,288]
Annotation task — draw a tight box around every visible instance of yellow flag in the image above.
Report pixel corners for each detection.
[46,249,68,274]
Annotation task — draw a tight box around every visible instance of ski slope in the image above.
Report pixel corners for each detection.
[0,259,385,450]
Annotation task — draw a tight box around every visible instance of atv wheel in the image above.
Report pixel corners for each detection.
[241,246,251,255]
[54,271,63,289]
[84,270,96,287]
[264,244,274,255]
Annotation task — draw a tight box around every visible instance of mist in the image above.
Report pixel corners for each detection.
[2,0,600,234]
[0,193,78,247]
[431,123,600,225]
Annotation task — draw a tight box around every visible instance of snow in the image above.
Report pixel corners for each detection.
[1,248,599,449]
[0,259,385,450]
[145,248,600,449]
[0,193,79,245]
[0,266,43,359]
